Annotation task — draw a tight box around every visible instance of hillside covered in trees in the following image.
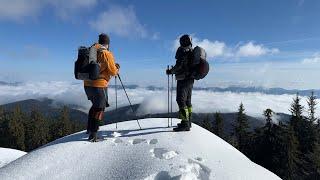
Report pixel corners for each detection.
[200,92,320,180]
[0,106,85,152]
[0,92,320,179]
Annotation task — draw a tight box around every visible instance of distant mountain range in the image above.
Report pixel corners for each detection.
[0,98,291,134]
[0,98,88,123]
[69,82,320,97]
[0,81,21,86]
[108,85,320,97]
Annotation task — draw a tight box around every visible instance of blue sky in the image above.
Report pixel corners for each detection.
[1,0,320,89]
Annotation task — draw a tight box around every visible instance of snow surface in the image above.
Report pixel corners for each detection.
[0,118,281,180]
[0,148,26,168]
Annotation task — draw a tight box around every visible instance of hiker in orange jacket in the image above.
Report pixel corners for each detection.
[84,33,119,141]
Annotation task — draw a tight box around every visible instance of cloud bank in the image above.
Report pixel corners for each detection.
[0,81,317,121]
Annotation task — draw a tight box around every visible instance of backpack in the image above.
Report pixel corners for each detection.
[191,46,210,80]
[74,45,104,80]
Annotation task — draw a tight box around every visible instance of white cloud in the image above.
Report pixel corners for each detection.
[89,6,148,38]
[0,81,315,121]
[172,36,279,59]
[302,53,320,64]
[0,0,43,21]
[48,0,97,20]
[173,36,227,59]
[193,38,227,58]
[0,0,97,21]
[236,42,279,57]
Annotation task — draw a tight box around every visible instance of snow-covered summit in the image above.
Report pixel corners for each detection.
[0,118,281,180]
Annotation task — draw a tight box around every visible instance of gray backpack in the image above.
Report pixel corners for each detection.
[74,45,106,80]
[191,46,210,80]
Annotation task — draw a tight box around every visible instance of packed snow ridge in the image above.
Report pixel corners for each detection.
[0,118,281,180]
[0,148,26,168]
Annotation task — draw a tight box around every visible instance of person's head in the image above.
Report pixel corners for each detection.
[98,33,110,48]
[179,34,192,47]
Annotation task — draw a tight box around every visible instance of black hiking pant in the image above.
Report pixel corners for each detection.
[176,79,194,109]
[84,86,109,133]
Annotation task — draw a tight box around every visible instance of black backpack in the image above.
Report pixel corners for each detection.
[74,45,101,80]
[191,46,210,80]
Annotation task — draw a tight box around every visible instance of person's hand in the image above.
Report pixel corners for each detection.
[115,63,120,69]
[166,69,172,75]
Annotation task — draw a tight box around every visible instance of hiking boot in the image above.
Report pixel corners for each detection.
[173,121,190,132]
[177,120,192,128]
[88,132,97,142]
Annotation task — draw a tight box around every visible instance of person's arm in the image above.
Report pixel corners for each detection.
[167,47,184,74]
[99,51,119,76]
[170,59,183,74]
[105,51,119,76]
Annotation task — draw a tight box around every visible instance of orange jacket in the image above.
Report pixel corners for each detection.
[84,44,119,87]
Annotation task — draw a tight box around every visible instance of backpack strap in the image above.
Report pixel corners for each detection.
[98,45,107,52]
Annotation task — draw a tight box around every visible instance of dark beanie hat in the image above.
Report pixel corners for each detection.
[179,34,192,47]
[99,33,110,45]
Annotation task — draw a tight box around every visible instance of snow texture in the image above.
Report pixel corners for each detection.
[0,148,26,168]
[0,118,281,180]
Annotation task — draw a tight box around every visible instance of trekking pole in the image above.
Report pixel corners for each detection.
[117,74,142,130]
[167,65,170,127]
[171,65,174,127]
[115,76,118,129]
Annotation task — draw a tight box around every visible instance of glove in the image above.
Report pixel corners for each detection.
[166,69,172,75]
[115,63,120,69]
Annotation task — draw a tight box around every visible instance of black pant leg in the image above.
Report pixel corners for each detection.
[87,107,93,132]
[176,80,187,109]
[186,79,194,107]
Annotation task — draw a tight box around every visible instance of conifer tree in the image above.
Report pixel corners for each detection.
[25,109,49,151]
[279,125,300,180]
[202,115,212,132]
[213,112,224,138]
[307,91,317,123]
[290,93,304,129]
[305,142,320,179]
[52,106,72,138]
[234,102,250,152]
[290,93,317,155]
[8,106,25,151]
[0,106,3,117]
[251,108,276,172]
[264,109,273,131]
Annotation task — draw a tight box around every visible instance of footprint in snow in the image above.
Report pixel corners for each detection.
[111,138,123,144]
[143,171,174,180]
[129,138,146,145]
[177,158,211,180]
[148,139,158,145]
[150,148,178,160]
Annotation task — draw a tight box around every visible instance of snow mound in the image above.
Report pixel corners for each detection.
[0,148,26,168]
[0,118,281,180]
